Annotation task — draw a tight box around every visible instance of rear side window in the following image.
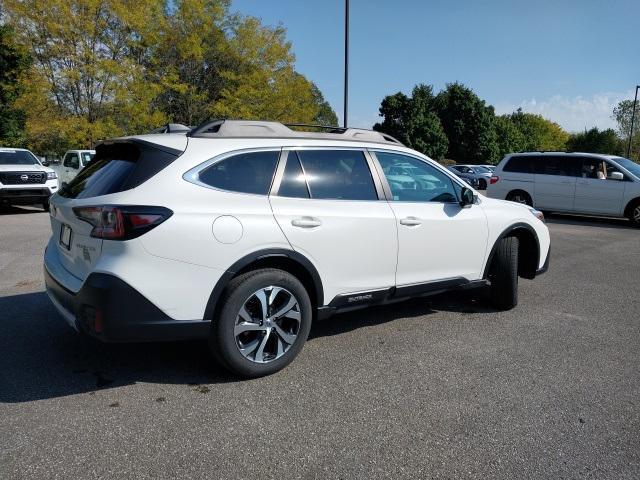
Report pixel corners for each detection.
[59,142,179,199]
[198,151,279,195]
[295,150,377,200]
[503,156,535,173]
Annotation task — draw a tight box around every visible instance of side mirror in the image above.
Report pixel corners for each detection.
[610,171,624,181]
[460,187,475,207]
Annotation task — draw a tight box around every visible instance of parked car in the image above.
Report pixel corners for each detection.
[0,147,59,210]
[44,120,550,377]
[486,152,640,226]
[52,149,96,185]
[480,164,496,173]
[448,165,493,190]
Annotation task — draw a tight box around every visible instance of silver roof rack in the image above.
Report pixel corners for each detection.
[186,119,403,145]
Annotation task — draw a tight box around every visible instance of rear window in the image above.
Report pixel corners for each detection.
[0,150,39,165]
[59,142,179,199]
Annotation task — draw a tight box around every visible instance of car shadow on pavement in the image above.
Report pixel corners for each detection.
[0,289,495,403]
[310,291,498,339]
[545,213,634,230]
[0,291,237,403]
[0,205,46,215]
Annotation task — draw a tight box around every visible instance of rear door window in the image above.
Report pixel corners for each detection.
[59,142,180,199]
[198,151,280,195]
[295,150,377,201]
[277,152,310,199]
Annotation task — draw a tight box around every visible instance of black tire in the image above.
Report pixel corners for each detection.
[478,178,487,190]
[506,190,532,206]
[209,268,312,378]
[42,200,50,212]
[627,200,640,228]
[488,236,519,310]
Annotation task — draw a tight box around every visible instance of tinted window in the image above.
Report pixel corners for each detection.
[377,151,458,203]
[278,152,309,198]
[64,153,80,169]
[60,142,178,199]
[503,156,535,173]
[295,150,377,200]
[0,150,39,165]
[199,151,279,195]
[537,156,580,177]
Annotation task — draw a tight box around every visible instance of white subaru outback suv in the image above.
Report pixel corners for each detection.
[44,120,550,377]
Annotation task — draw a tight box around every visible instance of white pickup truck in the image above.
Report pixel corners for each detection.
[51,149,95,186]
[0,147,60,211]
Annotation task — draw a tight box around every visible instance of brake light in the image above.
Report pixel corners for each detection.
[490,175,500,184]
[73,206,173,240]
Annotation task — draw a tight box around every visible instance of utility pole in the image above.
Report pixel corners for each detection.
[343,0,349,128]
[627,85,639,158]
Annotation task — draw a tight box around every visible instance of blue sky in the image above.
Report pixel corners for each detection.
[231,0,639,132]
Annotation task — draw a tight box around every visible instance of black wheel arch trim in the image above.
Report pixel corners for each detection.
[482,222,541,280]
[203,248,324,320]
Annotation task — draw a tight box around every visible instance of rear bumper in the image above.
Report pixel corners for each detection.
[44,267,210,342]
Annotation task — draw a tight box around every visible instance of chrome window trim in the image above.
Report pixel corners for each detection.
[182,147,283,197]
[270,146,384,202]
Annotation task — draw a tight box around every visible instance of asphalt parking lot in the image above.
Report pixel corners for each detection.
[1,205,639,479]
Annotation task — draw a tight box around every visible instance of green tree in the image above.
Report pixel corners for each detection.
[0,25,30,146]
[612,99,640,160]
[2,0,333,151]
[566,127,623,155]
[434,82,499,164]
[507,108,569,151]
[373,84,448,160]
[311,82,338,126]
[494,115,526,160]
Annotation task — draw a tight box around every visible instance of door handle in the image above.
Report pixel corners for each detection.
[399,216,422,226]
[291,217,321,228]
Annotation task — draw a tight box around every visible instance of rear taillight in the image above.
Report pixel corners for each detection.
[73,206,173,240]
[490,175,500,184]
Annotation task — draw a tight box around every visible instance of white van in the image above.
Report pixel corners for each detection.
[487,152,640,226]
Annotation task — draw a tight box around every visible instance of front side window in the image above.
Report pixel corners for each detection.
[81,152,95,166]
[198,151,280,195]
[376,151,458,203]
[294,150,377,201]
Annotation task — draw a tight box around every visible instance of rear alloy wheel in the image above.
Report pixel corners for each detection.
[488,236,519,310]
[210,269,312,377]
[506,191,532,206]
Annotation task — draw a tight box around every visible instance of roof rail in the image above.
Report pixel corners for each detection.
[149,123,192,134]
[186,119,403,145]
